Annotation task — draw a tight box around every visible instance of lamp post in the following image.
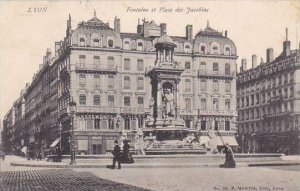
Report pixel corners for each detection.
[58,122,62,151]
[69,100,77,165]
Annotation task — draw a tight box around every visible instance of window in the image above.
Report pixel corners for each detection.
[200,45,206,53]
[93,56,100,66]
[225,99,231,111]
[108,56,114,65]
[213,99,219,110]
[94,95,100,106]
[185,98,191,110]
[93,38,100,47]
[79,95,86,105]
[213,62,218,71]
[185,79,191,91]
[200,98,206,110]
[124,96,130,107]
[290,102,294,111]
[200,79,207,91]
[225,63,230,75]
[290,87,294,97]
[124,76,131,89]
[108,118,114,129]
[200,62,206,71]
[124,41,130,50]
[94,119,100,129]
[185,62,191,70]
[212,46,219,54]
[79,74,86,87]
[124,58,130,70]
[124,118,130,130]
[137,77,144,90]
[214,121,219,130]
[108,96,114,107]
[137,42,143,50]
[138,96,144,106]
[201,120,206,130]
[94,75,100,89]
[290,72,294,83]
[224,47,230,55]
[225,81,231,92]
[107,75,115,89]
[108,39,114,47]
[79,37,85,46]
[225,121,230,131]
[137,59,144,71]
[212,80,219,92]
[79,55,86,65]
[138,117,144,128]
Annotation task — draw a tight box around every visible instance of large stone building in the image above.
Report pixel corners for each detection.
[237,29,300,154]
[2,12,238,155]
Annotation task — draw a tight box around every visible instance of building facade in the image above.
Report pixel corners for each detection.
[2,13,238,155]
[237,30,300,154]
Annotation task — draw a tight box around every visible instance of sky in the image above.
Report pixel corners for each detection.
[0,0,299,120]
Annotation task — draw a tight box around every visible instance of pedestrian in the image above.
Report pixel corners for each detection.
[220,143,236,168]
[1,151,5,162]
[122,140,134,164]
[107,140,121,169]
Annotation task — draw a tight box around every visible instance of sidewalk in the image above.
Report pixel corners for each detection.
[10,156,300,168]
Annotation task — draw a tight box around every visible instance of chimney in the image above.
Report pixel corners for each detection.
[160,23,167,35]
[283,28,291,57]
[186,25,193,41]
[240,65,243,73]
[266,48,274,63]
[252,54,257,68]
[225,30,228,38]
[114,16,120,33]
[241,59,247,71]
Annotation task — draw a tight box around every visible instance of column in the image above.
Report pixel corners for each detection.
[157,82,162,118]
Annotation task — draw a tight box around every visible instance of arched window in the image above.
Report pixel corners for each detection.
[137,42,143,51]
[79,37,86,46]
[93,38,100,47]
[224,47,231,55]
[200,45,206,54]
[108,39,114,47]
[213,98,219,110]
[212,46,219,54]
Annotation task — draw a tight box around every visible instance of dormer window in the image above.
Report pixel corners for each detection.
[200,45,206,54]
[224,47,231,55]
[184,44,191,53]
[124,41,130,50]
[79,38,86,46]
[93,38,100,47]
[212,46,219,54]
[137,42,143,51]
[108,39,114,48]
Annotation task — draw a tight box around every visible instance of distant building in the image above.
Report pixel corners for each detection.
[2,12,239,155]
[237,29,300,154]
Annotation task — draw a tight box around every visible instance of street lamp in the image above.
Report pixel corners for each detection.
[58,122,62,151]
[69,99,77,165]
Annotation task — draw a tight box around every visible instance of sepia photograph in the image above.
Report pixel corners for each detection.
[0,0,299,190]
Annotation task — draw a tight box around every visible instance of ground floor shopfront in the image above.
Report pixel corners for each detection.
[239,130,300,154]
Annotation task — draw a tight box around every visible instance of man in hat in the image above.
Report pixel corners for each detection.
[111,140,121,169]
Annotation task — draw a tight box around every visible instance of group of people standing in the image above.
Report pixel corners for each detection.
[108,139,134,169]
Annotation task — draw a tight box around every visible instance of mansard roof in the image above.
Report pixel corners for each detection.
[196,21,225,38]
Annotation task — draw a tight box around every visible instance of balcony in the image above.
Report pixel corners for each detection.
[263,111,292,119]
[75,64,117,74]
[196,109,237,116]
[269,96,283,103]
[197,70,235,79]
[120,107,150,114]
[76,106,119,114]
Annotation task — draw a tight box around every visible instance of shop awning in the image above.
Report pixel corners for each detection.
[50,138,61,148]
[21,146,27,153]
[216,136,238,146]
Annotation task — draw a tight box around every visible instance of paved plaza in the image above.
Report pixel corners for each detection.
[0,156,300,191]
